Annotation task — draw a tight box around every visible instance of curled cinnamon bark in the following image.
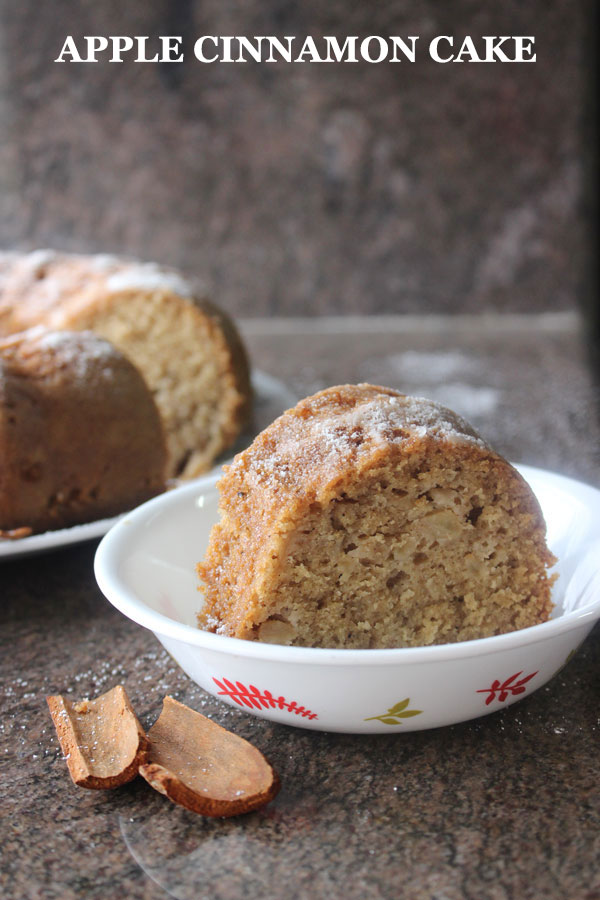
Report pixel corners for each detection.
[47,685,149,789]
[139,696,280,816]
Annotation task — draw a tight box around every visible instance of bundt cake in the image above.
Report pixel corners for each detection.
[0,250,252,478]
[0,328,166,535]
[197,384,556,649]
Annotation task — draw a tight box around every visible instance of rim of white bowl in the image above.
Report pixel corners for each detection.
[94,465,600,666]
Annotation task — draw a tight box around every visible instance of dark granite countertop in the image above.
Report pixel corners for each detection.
[1,315,599,900]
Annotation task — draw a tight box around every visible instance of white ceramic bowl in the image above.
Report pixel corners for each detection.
[94,464,600,733]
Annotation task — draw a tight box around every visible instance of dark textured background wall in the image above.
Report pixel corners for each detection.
[0,1,591,316]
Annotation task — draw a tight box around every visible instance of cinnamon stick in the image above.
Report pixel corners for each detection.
[139,696,280,816]
[47,685,149,789]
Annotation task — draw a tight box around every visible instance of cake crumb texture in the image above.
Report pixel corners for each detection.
[197,384,556,649]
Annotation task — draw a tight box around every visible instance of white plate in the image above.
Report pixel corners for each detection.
[94,464,600,733]
[0,370,296,561]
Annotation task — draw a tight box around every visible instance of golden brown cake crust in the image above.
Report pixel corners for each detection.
[197,384,556,649]
[0,250,252,478]
[0,328,167,534]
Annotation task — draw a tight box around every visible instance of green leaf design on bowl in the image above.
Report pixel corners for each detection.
[364,698,423,725]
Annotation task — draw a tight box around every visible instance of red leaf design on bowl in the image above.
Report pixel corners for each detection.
[213,677,318,720]
[476,671,538,705]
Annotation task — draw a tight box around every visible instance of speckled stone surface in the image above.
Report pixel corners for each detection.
[1,316,599,900]
[0,1,592,316]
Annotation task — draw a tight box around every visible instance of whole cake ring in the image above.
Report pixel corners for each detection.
[0,250,251,479]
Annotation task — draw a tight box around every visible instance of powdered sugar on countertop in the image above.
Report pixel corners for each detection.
[360,351,502,421]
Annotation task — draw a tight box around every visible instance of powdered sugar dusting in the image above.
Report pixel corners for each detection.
[89,254,121,272]
[106,264,194,298]
[238,386,488,493]
[314,394,485,454]
[36,330,121,382]
[20,249,59,276]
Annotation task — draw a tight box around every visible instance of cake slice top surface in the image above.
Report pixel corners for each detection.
[228,384,489,501]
